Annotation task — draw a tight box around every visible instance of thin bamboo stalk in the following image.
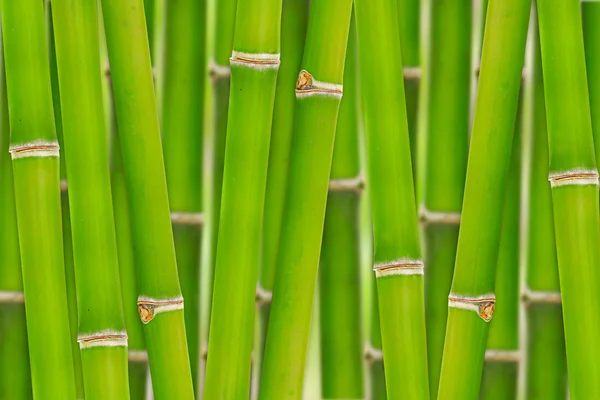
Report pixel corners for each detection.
[51,0,130,398]
[355,0,428,396]
[257,0,353,397]
[584,0,600,181]
[46,4,86,396]
[0,0,77,398]
[422,1,471,398]
[100,0,195,397]
[162,0,206,391]
[522,9,567,397]
[144,0,155,63]
[537,1,600,397]
[435,0,530,397]
[318,13,363,399]
[0,35,32,400]
[203,0,283,395]
[367,282,386,400]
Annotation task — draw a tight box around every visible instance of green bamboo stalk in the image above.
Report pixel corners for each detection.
[537,1,600,397]
[422,1,471,398]
[0,0,77,398]
[0,33,32,400]
[480,93,522,400]
[144,0,155,63]
[51,1,130,399]
[367,282,386,400]
[101,0,195,397]
[523,9,567,398]
[584,1,600,181]
[318,13,363,399]
[257,0,353,397]
[46,4,86,396]
[203,0,283,395]
[162,0,206,391]
[355,0,429,397]
[435,0,530,397]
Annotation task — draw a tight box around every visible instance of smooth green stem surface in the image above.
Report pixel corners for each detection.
[584,0,600,182]
[369,285,386,400]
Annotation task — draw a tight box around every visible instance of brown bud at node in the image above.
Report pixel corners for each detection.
[138,304,155,324]
[296,70,313,90]
[478,301,495,322]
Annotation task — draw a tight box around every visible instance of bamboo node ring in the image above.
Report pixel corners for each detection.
[255,285,272,306]
[9,140,60,160]
[128,350,149,363]
[419,206,461,225]
[170,211,204,225]
[230,51,280,70]
[77,329,128,349]
[402,67,421,80]
[137,296,184,324]
[364,343,383,364]
[484,349,521,363]
[521,288,561,304]
[373,258,424,278]
[0,291,25,304]
[295,70,343,99]
[548,168,599,188]
[328,175,365,193]
[209,59,231,80]
[448,293,496,322]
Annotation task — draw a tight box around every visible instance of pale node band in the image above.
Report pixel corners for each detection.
[328,175,364,193]
[295,69,343,99]
[230,51,280,70]
[209,59,231,79]
[9,140,60,160]
[0,291,25,303]
[138,296,184,324]
[419,206,461,225]
[448,293,496,322]
[373,259,424,278]
[78,330,128,350]
[548,168,599,188]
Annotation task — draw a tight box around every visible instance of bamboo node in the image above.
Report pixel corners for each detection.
[77,329,128,349]
[128,350,148,363]
[170,211,204,225]
[484,349,521,363]
[0,291,25,304]
[295,70,343,99]
[548,168,599,188]
[60,179,68,192]
[448,293,496,322]
[255,285,272,307]
[364,343,383,364]
[403,67,421,80]
[328,175,365,193]
[373,258,424,278]
[9,140,60,160]
[137,296,184,324]
[230,51,280,70]
[521,288,561,304]
[419,206,461,225]
[209,59,231,80]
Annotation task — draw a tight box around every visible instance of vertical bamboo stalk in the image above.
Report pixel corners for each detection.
[537,1,600,397]
[162,0,206,391]
[101,0,195,397]
[0,0,77,398]
[436,0,530,397]
[367,281,386,400]
[422,1,471,398]
[318,12,363,399]
[584,1,600,179]
[203,0,283,395]
[522,8,567,397]
[355,0,429,396]
[0,32,32,400]
[51,1,131,398]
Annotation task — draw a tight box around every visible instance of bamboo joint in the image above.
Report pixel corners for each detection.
[128,350,149,363]
[521,288,562,305]
[295,70,343,99]
[364,343,383,364]
[137,296,184,324]
[548,168,599,188]
[229,51,280,70]
[77,330,128,349]
[209,59,231,80]
[9,140,60,160]
[419,206,461,225]
[448,293,496,322]
[328,175,364,193]
[484,349,521,363]
[373,258,424,278]
[0,291,25,304]
[170,211,204,225]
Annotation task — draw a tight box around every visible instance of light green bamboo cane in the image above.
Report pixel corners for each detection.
[0,33,32,400]
[257,0,353,398]
[319,13,363,400]
[537,1,600,397]
[203,0,283,396]
[0,0,77,398]
[162,0,206,391]
[523,8,567,397]
[355,0,429,397]
[584,0,600,181]
[101,0,195,397]
[422,1,471,398]
[435,0,530,398]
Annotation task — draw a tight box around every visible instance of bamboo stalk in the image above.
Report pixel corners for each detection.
[162,0,206,392]
[436,0,530,397]
[0,0,77,398]
[422,1,471,398]
[203,0,283,395]
[522,9,567,397]
[367,282,386,400]
[318,13,363,399]
[144,0,155,63]
[537,0,600,397]
[51,0,131,398]
[100,0,195,397]
[584,0,600,183]
[355,0,428,396]
[0,34,32,400]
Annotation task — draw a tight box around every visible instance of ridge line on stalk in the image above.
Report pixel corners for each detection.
[295,69,343,99]
[447,292,496,322]
[137,295,184,324]
[77,329,128,349]
[0,290,24,303]
[328,175,364,192]
[230,51,280,70]
[373,258,424,278]
[209,59,231,80]
[419,206,461,225]
[548,168,599,187]
[9,140,60,160]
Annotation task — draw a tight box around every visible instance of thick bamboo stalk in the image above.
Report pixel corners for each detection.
[318,13,363,399]
[422,1,471,398]
[0,0,77,398]
[257,0,353,397]
[584,1,600,180]
[355,0,428,396]
[162,0,206,391]
[51,0,130,398]
[436,0,530,397]
[203,0,283,396]
[0,36,32,400]
[523,10,567,397]
[100,0,195,397]
[537,1,600,397]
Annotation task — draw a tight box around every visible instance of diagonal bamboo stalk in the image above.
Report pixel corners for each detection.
[537,0,600,397]
[0,0,77,398]
[100,0,195,397]
[355,0,429,397]
[436,0,530,397]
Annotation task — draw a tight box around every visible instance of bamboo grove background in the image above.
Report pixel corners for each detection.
[1,0,599,399]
